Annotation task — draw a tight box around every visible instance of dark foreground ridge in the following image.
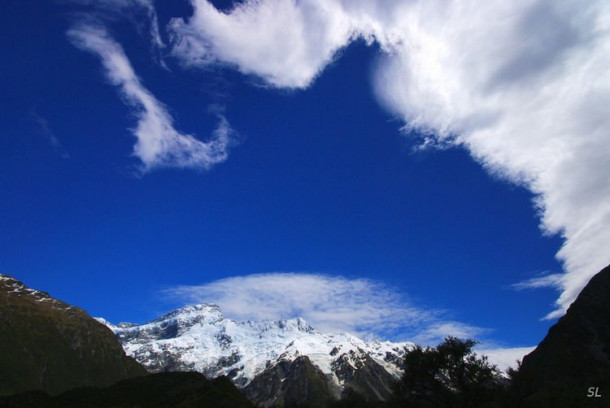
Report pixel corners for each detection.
[511,264,610,407]
[0,275,146,397]
[0,372,254,408]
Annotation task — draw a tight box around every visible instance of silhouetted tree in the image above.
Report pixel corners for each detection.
[393,337,504,408]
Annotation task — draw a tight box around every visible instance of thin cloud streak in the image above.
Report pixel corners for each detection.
[30,112,70,159]
[411,322,489,346]
[71,0,165,51]
[68,24,232,171]
[163,272,485,344]
[168,0,610,318]
[511,273,564,291]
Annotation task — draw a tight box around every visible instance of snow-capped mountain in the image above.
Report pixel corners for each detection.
[99,304,413,404]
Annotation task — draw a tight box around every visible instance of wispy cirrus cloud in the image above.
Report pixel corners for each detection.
[163,272,485,344]
[164,272,533,370]
[71,0,165,51]
[511,273,564,291]
[68,24,232,172]
[411,322,488,346]
[30,112,70,159]
[167,0,610,319]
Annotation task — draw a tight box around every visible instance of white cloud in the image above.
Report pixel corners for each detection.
[167,0,610,318]
[168,0,358,88]
[371,0,610,320]
[478,346,535,372]
[71,0,165,51]
[411,322,488,346]
[511,273,564,291]
[68,24,232,171]
[163,272,484,344]
[30,112,70,159]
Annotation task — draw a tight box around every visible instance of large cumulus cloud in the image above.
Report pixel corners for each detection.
[167,0,610,317]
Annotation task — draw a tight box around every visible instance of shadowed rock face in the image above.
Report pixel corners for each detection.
[333,351,396,401]
[0,275,147,396]
[243,353,397,408]
[244,356,335,408]
[512,265,610,408]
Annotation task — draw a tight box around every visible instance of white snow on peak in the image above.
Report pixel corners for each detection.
[103,303,413,388]
[94,317,112,326]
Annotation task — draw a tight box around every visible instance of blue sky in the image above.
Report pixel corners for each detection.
[2,0,609,362]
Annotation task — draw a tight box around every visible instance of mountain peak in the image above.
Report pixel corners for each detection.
[154,303,223,322]
[106,302,413,399]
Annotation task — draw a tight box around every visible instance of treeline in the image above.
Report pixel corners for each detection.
[329,336,519,408]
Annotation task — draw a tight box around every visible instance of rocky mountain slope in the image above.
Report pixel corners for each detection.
[244,355,335,407]
[511,264,610,407]
[102,304,413,406]
[0,275,147,396]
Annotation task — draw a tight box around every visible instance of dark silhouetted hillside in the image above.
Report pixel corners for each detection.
[511,265,610,407]
[0,275,146,396]
[0,371,254,408]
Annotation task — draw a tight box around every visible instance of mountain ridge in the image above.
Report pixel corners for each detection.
[100,302,413,405]
[0,274,147,396]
